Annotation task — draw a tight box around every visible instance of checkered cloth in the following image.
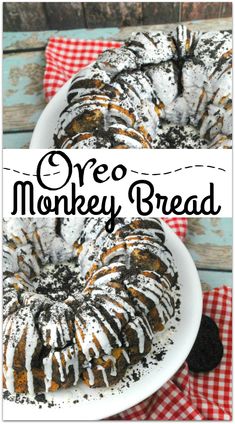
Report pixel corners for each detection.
[44,37,232,420]
[113,286,232,420]
[43,37,189,243]
[162,218,188,241]
[44,37,122,101]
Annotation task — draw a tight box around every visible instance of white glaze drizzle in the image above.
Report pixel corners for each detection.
[86,367,95,386]
[3,216,179,394]
[129,321,145,353]
[103,354,117,376]
[25,316,39,395]
[97,366,109,387]
[43,351,53,392]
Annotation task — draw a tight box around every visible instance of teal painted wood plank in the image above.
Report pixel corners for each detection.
[187,218,232,247]
[3,27,120,50]
[3,51,45,107]
[3,132,32,149]
[198,270,232,289]
[3,50,46,131]
[185,218,232,271]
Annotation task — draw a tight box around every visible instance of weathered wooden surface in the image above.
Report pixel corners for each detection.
[4,2,232,32]
[109,17,232,41]
[3,28,120,51]
[3,18,232,140]
[181,2,223,21]
[220,2,233,17]
[3,50,46,132]
[185,218,232,272]
[3,18,232,51]
[199,270,232,290]
[84,2,143,28]
[2,132,33,149]
[3,2,48,31]
[44,2,85,30]
[184,2,232,21]
[142,2,180,25]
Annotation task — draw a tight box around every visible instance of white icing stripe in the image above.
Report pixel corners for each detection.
[25,318,38,395]
[142,316,153,339]
[122,349,130,364]
[43,352,53,392]
[3,316,16,393]
[54,351,65,382]
[90,289,135,318]
[97,366,109,387]
[92,308,122,346]
[113,134,143,148]
[129,321,145,353]
[101,298,129,322]
[63,345,80,386]
[87,367,95,386]
[88,271,121,286]
[104,354,117,376]
[3,214,179,394]
[75,313,112,359]
[3,308,40,395]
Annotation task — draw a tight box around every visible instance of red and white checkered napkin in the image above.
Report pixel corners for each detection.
[162,218,188,241]
[112,286,232,421]
[44,37,122,101]
[44,38,232,420]
[43,37,189,243]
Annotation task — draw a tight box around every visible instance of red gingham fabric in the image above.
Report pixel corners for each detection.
[43,37,187,245]
[44,37,122,101]
[43,37,189,244]
[44,38,232,420]
[112,286,232,421]
[162,217,188,241]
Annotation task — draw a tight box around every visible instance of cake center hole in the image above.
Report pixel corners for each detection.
[33,261,84,302]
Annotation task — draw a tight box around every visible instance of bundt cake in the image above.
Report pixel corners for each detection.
[3,217,178,395]
[53,25,232,150]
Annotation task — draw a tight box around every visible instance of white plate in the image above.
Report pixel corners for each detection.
[3,220,202,421]
[30,77,72,149]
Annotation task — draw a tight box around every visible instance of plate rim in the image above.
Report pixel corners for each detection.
[30,77,73,149]
[3,220,203,420]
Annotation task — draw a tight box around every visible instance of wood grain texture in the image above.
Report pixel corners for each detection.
[3,132,33,149]
[3,2,48,31]
[3,28,120,51]
[198,270,232,289]
[111,18,232,41]
[181,2,222,21]
[143,2,179,25]
[3,18,232,51]
[44,2,86,30]
[4,102,46,132]
[220,2,232,18]
[83,2,143,28]
[185,218,232,271]
[3,50,46,132]
[3,2,232,32]
[186,241,232,271]
[3,18,232,135]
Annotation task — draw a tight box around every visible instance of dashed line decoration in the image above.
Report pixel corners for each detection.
[3,168,61,177]
[3,164,226,178]
[130,165,226,176]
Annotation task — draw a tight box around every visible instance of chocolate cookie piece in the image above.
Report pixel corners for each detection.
[187,314,223,373]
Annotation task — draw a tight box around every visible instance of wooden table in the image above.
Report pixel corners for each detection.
[3,19,232,289]
[184,218,232,290]
[3,17,232,149]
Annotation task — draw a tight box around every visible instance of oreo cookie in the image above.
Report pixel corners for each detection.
[187,314,223,373]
